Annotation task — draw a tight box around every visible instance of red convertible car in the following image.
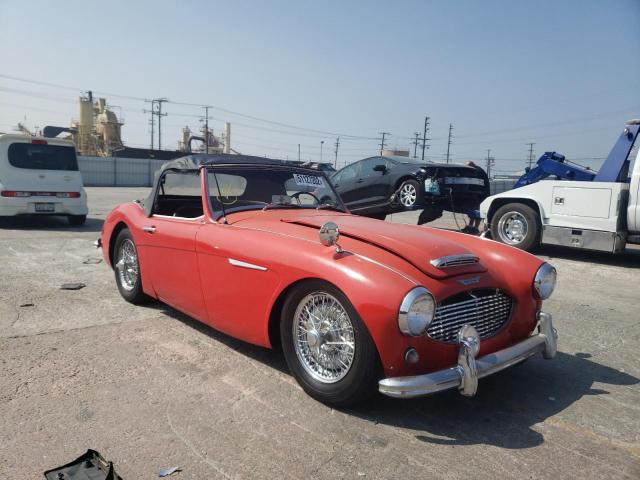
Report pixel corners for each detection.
[98,154,558,406]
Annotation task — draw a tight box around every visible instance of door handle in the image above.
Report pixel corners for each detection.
[142,226,156,233]
[355,179,364,183]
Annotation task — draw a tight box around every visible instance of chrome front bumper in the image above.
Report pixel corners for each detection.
[378,312,557,398]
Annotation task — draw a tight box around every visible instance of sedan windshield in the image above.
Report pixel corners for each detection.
[207,165,346,219]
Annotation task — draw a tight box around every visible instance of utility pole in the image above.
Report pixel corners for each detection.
[379,132,390,155]
[445,123,454,163]
[298,143,301,161]
[143,99,156,149]
[412,132,420,158]
[486,149,495,179]
[334,136,340,168]
[203,106,210,154]
[155,98,168,150]
[421,116,430,161]
[320,140,324,162]
[526,142,536,169]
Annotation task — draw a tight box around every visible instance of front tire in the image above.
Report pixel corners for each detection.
[491,203,540,251]
[280,280,379,407]
[113,228,148,304]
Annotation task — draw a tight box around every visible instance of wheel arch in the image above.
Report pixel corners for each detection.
[108,221,130,268]
[486,197,543,227]
[268,277,330,350]
[394,175,418,191]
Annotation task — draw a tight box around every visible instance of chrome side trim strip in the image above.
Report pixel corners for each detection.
[228,258,267,271]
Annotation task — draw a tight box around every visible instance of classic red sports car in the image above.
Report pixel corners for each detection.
[97,154,558,406]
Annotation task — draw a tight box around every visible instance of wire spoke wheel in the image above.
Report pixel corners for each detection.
[293,292,355,383]
[116,239,139,292]
[400,183,418,207]
[498,211,528,245]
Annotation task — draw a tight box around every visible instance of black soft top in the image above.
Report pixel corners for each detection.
[141,153,324,216]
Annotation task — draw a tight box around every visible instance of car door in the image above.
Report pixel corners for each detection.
[331,162,361,207]
[140,170,208,321]
[357,157,393,209]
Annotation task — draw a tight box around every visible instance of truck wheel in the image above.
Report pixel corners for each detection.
[280,280,379,407]
[491,203,540,251]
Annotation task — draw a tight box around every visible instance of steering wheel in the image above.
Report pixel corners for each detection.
[290,191,321,206]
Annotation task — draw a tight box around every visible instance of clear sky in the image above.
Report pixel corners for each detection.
[1,0,639,174]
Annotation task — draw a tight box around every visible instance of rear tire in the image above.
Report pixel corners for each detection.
[397,179,421,209]
[280,280,379,407]
[113,228,148,304]
[68,214,87,226]
[491,203,540,251]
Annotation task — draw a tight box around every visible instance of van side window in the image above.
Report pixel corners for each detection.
[8,143,78,171]
[153,171,204,218]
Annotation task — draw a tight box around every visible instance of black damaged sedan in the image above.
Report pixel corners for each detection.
[329,156,490,222]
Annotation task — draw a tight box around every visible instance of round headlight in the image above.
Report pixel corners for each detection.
[533,263,557,300]
[398,287,436,336]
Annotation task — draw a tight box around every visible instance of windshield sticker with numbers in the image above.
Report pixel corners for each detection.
[293,174,325,188]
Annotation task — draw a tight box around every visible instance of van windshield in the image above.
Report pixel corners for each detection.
[8,143,78,171]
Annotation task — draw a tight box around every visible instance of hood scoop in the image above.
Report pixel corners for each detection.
[430,254,479,268]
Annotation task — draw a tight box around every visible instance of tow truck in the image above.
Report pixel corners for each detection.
[480,120,640,253]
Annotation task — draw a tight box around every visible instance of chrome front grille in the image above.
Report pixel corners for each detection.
[427,289,512,343]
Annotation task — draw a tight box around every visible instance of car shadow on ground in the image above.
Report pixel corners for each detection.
[536,244,640,268]
[349,351,639,449]
[158,304,290,375]
[0,215,104,233]
[157,304,638,449]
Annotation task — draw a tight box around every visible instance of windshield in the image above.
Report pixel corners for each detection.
[206,165,346,219]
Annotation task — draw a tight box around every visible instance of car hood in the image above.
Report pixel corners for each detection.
[230,211,486,279]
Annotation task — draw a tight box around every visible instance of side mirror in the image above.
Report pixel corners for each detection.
[373,164,387,173]
[319,221,343,253]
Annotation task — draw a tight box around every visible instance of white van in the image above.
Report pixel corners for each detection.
[0,134,88,225]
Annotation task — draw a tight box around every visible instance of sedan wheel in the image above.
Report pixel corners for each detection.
[281,280,379,407]
[398,180,419,208]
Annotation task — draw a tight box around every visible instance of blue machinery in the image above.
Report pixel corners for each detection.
[514,121,640,189]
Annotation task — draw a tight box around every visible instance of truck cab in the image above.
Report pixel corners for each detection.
[480,121,640,253]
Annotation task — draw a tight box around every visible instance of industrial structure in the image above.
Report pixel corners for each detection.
[29,93,235,160]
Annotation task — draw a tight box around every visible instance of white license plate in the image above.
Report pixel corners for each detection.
[35,203,55,212]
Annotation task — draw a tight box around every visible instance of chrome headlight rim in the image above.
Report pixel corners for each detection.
[533,262,557,300]
[398,287,436,337]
